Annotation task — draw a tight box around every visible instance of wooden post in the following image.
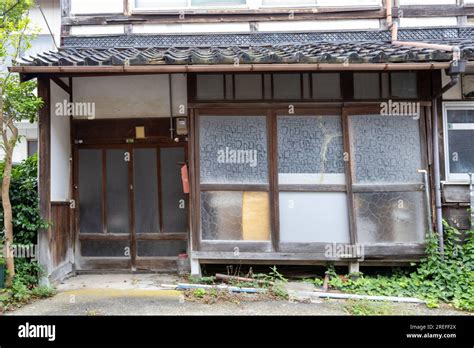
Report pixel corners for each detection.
[60,0,71,43]
[349,261,360,274]
[37,78,52,285]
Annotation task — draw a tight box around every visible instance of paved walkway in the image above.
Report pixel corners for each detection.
[8,274,467,316]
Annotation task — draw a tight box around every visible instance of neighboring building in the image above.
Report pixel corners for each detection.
[1,0,61,162]
[10,0,474,281]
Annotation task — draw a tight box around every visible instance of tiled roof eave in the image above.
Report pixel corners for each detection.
[13,40,474,68]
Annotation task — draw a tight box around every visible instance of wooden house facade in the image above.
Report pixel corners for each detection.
[9,0,474,281]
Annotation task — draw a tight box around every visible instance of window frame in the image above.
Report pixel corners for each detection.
[27,139,38,157]
[131,0,381,12]
[443,101,474,183]
[194,108,274,252]
[193,105,429,257]
[132,0,249,12]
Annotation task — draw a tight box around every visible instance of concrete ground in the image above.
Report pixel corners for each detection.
[7,274,468,316]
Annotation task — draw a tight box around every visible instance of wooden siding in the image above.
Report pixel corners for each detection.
[51,202,73,267]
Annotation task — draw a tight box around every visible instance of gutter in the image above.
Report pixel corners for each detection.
[386,0,466,255]
[8,62,460,75]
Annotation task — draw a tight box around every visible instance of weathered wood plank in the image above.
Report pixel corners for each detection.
[51,203,73,267]
[443,205,471,230]
[61,5,474,27]
[38,78,52,279]
[443,184,470,203]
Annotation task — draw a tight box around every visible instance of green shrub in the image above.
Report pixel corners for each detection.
[0,154,48,246]
[0,155,48,296]
[327,222,474,311]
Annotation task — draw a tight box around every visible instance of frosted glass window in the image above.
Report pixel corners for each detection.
[318,0,380,5]
[191,0,245,5]
[446,109,474,176]
[391,72,418,99]
[137,240,187,257]
[106,150,130,233]
[447,109,474,123]
[201,191,270,240]
[448,131,474,174]
[350,115,423,184]
[234,74,263,100]
[199,116,268,184]
[135,0,188,8]
[312,74,341,100]
[279,192,350,243]
[353,73,380,99]
[81,240,129,257]
[302,73,310,99]
[278,116,345,184]
[79,150,103,233]
[161,147,188,233]
[134,149,159,233]
[264,74,272,99]
[262,0,316,5]
[225,74,233,100]
[196,74,224,100]
[273,74,301,100]
[355,191,426,243]
[381,73,389,99]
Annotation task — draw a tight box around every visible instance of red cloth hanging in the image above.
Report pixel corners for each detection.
[181,164,189,194]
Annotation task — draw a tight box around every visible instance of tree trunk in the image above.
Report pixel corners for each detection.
[2,145,15,286]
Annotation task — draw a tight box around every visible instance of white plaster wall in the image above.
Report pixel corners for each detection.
[29,0,61,45]
[257,19,380,31]
[171,74,188,116]
[133,22,251,34]
[399,17,458,27]
[0,123,37,163]
[70,25,125,35]
[50,82,71,202]
[442,70,463,100]
[317,0,380,5]
[70,0,124,14]
[73,75,178,119]
[399,0,456,4]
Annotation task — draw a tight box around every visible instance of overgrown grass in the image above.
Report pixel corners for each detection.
[323,222,473,311]
[344,299,393,316]
[0,280,55,312]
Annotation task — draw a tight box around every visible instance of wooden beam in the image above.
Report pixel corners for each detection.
[52,77,72,95]
[62,9,385,26]
[60,0,71,42]
[60,5,474,26]
[37,78,52,281]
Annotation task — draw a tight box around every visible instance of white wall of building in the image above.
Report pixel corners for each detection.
[70,0,124,14]
[73,74,187,119]
[399,16,458,28]
[50,82,71,202]
[29,0,61,46]
[0,123,37,163]
[0,1,61,163]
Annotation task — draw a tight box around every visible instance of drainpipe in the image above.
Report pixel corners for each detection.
[431,62,465,255]
[386,0,461,54]
[386,0,466,255]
